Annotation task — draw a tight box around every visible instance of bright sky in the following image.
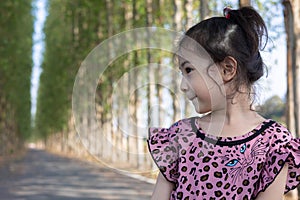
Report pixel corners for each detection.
[260,35,287,103]
[30,0,287,118]
[31,0,47,117]
[256,1,287,103]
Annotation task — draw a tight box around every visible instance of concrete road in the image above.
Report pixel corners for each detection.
[0,149,154,200]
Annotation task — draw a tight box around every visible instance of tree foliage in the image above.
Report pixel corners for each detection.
[257,95,286,124]
[35,0,287,140]
[0,1,33,140]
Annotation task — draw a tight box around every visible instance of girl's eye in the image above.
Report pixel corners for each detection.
[185,67,193,74]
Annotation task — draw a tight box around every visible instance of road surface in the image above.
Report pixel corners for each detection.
[0,149,154,200]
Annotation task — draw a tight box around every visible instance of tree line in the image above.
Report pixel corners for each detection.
[0,1,33,157]
[34,0,287,164]
[0,0,299,197]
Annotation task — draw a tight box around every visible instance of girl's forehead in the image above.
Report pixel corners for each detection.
[178,44,211,60]
[177,51,212,69]
[177,38,214,69]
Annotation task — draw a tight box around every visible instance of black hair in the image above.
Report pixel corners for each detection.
[179,6,268,99]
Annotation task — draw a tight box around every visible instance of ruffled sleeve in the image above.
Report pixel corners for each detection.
[147,121,181,183]
[282,138,300,191]
[252,123,300,198]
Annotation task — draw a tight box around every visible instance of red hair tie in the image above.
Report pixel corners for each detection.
[223,7,232,19]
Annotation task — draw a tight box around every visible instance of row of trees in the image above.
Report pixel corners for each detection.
[0,0,298,198]
[38,0,248,165]
[0,1,33,157]
[36,0,296,168]
[34,0,299,197]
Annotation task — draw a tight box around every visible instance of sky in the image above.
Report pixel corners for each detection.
[30,0,287,117]
[31,0,47,116]
[259,35,287,102]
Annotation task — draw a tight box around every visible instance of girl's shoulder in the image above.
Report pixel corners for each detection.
[252,120,300,198]
[149,117,196,134]
[267,119,292,139]
[272,120,290,132]
[169,117,196,128]
[147,117,197,183]
[148,117,293,147]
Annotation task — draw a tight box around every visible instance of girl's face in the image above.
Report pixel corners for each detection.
[179,57,226,114]
[180,60,210,113]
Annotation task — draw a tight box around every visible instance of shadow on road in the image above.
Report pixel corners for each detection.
[0,149,154,200]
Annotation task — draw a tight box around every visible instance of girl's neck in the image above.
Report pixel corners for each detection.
[198,94,265,137]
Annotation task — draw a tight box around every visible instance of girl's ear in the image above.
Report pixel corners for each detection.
[219,56,237,83]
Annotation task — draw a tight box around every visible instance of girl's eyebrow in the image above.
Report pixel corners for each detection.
[180,61,190,68]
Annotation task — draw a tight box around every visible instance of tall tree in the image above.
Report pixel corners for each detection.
[172,0,183,122]
[0,1,33,155]
[283,1,300,198]
[200,0,209,20]
[283,0,299,138]
[36,0,72,139]
[184,0,194,29]
[129,0,138,166]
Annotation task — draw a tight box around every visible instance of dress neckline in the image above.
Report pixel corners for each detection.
[191,117,275,146]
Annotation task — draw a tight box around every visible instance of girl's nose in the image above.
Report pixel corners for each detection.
[180,77,188,92]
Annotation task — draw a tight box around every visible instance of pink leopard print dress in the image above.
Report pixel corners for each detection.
[147,117,300,200]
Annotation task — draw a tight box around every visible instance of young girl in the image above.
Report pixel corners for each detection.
[147,6,300,200]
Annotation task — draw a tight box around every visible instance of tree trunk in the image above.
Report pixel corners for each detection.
[105,0,114,163]
[200,0,209,20]
[123,0,133,165]
[146,0,155,169]
[173,0,183,31]
[292,0,300,138]
[283,0,298,137]
[172,0,183,122]
[282,0,299,199]
[129,0,140,168]
[184,0,193,29]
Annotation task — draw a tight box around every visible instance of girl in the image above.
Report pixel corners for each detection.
[147,6,300,200]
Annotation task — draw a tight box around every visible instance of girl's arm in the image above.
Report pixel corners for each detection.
[255,164,289,200]
[151,172,174,200]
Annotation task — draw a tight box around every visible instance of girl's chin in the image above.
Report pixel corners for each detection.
[192,99,211,114]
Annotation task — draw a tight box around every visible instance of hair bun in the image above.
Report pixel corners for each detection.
[247,51,264,83]
[225,6,268,54]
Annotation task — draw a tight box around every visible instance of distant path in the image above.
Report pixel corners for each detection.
[0,149,154,200]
